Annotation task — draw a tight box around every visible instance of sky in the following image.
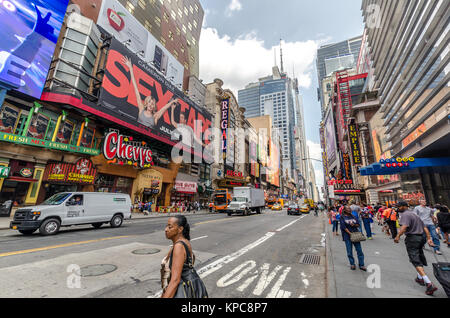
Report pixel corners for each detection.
[198,0,364,190]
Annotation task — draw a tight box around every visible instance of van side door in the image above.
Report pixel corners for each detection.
[64,195,88,225]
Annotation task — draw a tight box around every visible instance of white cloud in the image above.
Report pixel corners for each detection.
[226,0,242,16]
[199,28,321,96]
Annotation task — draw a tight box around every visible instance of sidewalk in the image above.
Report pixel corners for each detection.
[326,220,449,298]
[0,209,214,230]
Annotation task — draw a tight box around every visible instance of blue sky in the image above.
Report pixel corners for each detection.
[198,0,364,185]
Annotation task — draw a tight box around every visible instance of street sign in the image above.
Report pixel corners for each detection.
[0,166,10,178]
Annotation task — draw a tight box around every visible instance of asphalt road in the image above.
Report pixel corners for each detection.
[0,209,327,298]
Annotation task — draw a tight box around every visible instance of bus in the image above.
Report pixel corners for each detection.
[213,189,232,212]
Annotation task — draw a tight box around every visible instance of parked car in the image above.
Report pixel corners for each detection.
[272,204,282,211]
[10,192,132,236]
[287,204,300,215]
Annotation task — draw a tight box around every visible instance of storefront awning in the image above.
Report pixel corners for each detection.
[360,157,450,176]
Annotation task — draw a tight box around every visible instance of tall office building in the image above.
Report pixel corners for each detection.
[238,66,306,181]
[360,0,450,206]
[316,36,362,112]
[116,0,204,85]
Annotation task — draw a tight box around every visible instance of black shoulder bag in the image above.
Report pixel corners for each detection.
[169,241,209,298]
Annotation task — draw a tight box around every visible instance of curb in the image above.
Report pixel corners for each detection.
[0,211,217,231]
[325,216,338,298]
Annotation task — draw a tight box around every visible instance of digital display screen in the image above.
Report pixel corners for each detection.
[0,0,69,98]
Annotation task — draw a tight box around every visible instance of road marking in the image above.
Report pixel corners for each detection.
[217,260,256,287]
[275,216,304,232]
[148,217,304,298]
[194,218,234,226]
[191,235,208,241]
[253,263,283,296]
[0,236,131,258]
[267,267,292,298]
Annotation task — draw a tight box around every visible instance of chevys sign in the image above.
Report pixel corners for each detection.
[103,131,153,168]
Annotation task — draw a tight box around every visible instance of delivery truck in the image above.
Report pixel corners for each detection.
[225,187,265,216]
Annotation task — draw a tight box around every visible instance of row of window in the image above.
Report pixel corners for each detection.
[0,103,97,149]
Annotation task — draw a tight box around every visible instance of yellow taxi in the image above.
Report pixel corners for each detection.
[299,204,310,214]
[271,204,283,211]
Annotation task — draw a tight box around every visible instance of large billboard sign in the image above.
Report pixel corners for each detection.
[0,0,70,98]
[324,110,337,166]
[98,39,212,153]
[97,0,184,87]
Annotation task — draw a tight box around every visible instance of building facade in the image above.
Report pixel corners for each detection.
[361,0,450,206]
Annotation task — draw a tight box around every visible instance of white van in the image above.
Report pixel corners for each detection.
[10,192,132,236]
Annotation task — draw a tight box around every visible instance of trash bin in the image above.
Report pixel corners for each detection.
[0,200,13,217]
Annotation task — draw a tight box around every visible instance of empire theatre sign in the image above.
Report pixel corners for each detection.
[328,179,364,195]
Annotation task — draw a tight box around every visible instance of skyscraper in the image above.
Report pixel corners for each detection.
[316,36,362,112]
[238,65,306,182]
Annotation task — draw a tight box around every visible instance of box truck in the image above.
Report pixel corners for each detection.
[226,187,265,216]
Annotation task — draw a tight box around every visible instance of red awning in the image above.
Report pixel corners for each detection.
[7,176,39,183]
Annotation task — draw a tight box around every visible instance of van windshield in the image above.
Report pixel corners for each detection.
[43,193,72,205]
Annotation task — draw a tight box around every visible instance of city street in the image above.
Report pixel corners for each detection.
[0,209,327,298]
[1,209,447,298]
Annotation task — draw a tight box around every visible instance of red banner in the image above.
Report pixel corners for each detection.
[43,158,97,184]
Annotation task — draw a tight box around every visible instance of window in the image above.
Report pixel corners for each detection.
[184,6,188,15]
[168,31,174,40]
[194,3,199,12]
[180,45,185,53]
[192,37,196,46]
[182,25,187,34]
[164,12,169,22]
[188,22,192,31]
[190,5,194,14]
[155,16,161,27]
[138,0,146,9]
[160,37,166,45]
[125,1,135,13]
[171,10,176,20]
[176,26,181,35]
[193,20,197,29]
[173,50,178,58]
[145,20,152,32]
[178,8,182,18]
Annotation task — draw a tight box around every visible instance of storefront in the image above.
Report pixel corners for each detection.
[0,159,45,207]
[41,158,98,200]
[131,169,163,207]
[171,180,198,205]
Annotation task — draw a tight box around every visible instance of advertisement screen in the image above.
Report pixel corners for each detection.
[324,111,337,166]
[0,0,70,98]
[98,39,212,153]
[97,0,184,87]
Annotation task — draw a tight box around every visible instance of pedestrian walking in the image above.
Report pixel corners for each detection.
[350,201,363,233]
[436,205,450,248]
[360,204,373,240]
[329,207,340,236]
[386,206,398,240]
[160,215,208,298]
[340,206,366,271]
[414,199,442,255]
[394,201,438,296]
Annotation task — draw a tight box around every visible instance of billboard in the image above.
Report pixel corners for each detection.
[267,139,280,187]
[98,39,212,153]
[324,110,337,166]
[97,0,184,87]
[0,0,70,98]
